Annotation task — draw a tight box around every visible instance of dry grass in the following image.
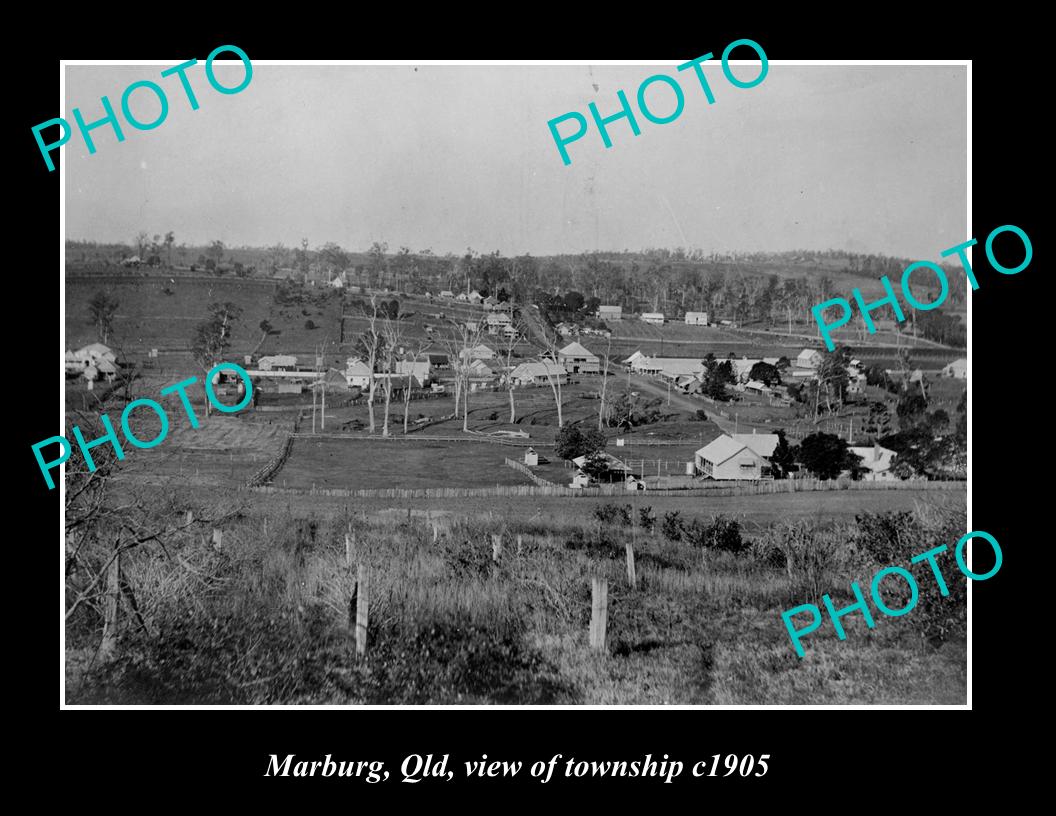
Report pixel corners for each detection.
[67,496,967,705]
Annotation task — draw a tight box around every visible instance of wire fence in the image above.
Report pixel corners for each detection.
[245,477,963,501]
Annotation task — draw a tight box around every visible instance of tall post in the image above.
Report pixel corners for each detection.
[99,546,122,661]
[625,540,637,590]
[355,565,369,659]
[589,577,608,651]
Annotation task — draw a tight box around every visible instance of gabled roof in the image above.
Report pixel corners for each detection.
[345,358,372,376]
[849,445,896,472]
[623,350,644,364]
[78,343,116,361]
[797,348,821,361]
[732,433,780,458]
[695,435,753,466]
[572,451,630,472]
[558,341,598,359]
[512,361,567,379]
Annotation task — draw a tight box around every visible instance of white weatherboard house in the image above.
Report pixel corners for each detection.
[258,355,298,371]
[66,343,118,377]
[942,358,967,379]
[459,343,496,362]
[598,305,622,320]
[510,361,567,386]
[395,360,431,387]
[694,432,779,480]
[796,348,823,369]
[848,444,897,481]
[485,313,513,334]
[684,311,709,325]
[557,341,600,374]
[641,312,665,325]
[344,358,373,388]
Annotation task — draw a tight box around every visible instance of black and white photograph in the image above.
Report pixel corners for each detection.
[57,58,971,707]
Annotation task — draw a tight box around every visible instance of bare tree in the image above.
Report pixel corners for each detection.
[521,306,565,428]
[403,336,433,433]
[379,305,404,437]
[87,291,119,344]
[438,317,485,432]
[500,324,523,423]
[598,335,612,431]
[191,301,242,417]
[356,295,383,434]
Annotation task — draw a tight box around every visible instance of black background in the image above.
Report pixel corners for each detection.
[19,11,1039,803]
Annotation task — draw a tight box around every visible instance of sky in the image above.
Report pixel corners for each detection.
[63,61,967,260]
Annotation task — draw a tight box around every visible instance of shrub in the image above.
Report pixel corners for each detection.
[638,506,656,532]
[695,409,709,421]
[683,515,745,553]
[593,504,632,526]
[661,511,684,541]
[305,319,316,330]
[769,519,844,604]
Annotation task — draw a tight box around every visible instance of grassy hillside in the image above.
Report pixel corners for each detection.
[66,493,967,704]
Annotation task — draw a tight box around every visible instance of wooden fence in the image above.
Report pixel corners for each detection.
[504,457,558,487]
[245,477,963,501]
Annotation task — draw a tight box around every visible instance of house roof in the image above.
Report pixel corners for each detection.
[598,304,622,311]
[797,348,821,361]
[512,361,567,379]
[459,344,495,359]
[572,451,630,472]
[744,380,767,390]
[641,312,664,319]
[695,435,753,466]
[732,432,780,458]
[345,358,372,376]
[849,445,896,472]
[78,343,116,361]
[623,350,644,364]
[558,341,598,359]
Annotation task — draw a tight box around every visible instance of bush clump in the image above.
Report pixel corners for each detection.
[593,504,632,526]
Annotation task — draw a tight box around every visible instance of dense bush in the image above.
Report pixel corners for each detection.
[593,504,632,526]
[853,509,967,648]
[683,515,745,553]
[638,506,656,532]
[662,511,684,541]
[661,512,745,553]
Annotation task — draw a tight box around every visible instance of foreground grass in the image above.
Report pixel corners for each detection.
[66,500,967,705]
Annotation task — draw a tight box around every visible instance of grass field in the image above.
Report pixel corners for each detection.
[67,489,968,704]
[280,438,530,490]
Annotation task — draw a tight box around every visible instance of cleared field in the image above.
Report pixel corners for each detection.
[198,482,966,527]
[66,276,279,352]
[279,438,531,490]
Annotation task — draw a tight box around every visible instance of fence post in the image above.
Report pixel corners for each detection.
[517,534,523,556]
[185,509,193,526]
[491,534,503,564]
[355,565,369,659]
[99,547,122,661]
[625,541,637,590]
[212,528,223,552]
[589,577,608,651]
[345,532,354,567]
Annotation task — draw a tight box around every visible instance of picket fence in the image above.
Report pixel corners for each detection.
[245,477,963,501]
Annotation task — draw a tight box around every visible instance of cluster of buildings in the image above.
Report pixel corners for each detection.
[592,305,710,326]
[434,291,514,311]
[694,431,896,482]
[64,342,120,385]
